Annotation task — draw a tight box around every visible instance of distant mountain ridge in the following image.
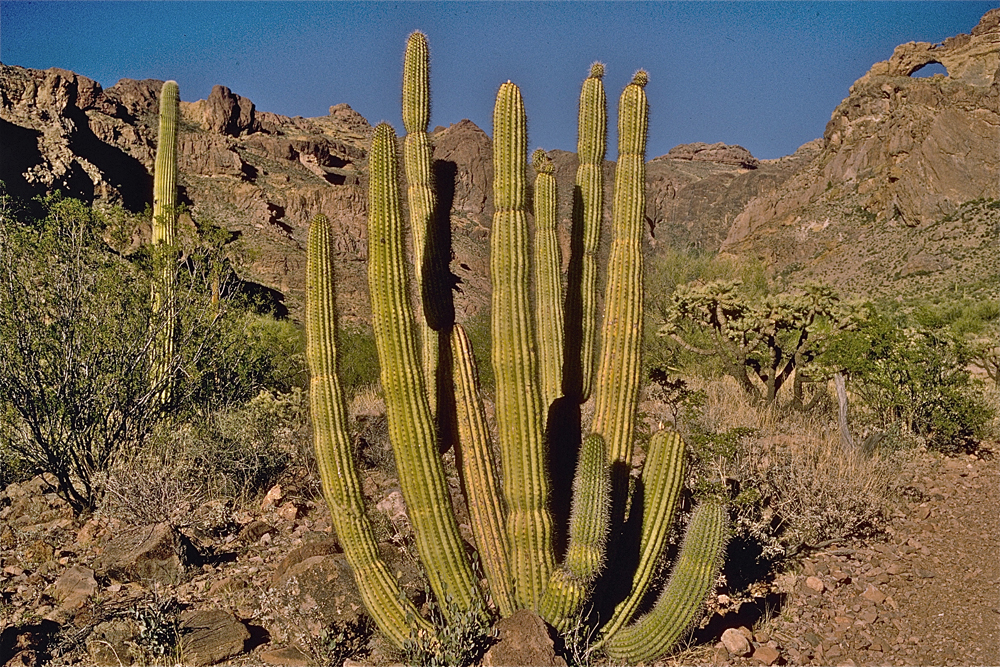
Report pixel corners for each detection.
[1,8,996,316]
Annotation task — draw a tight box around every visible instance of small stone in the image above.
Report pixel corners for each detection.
[712,643,731,664]
[277,502,300,522]
[721,628,752,656]
[861,584,886,604]
[261,484,284,510]
[260,645,315,666]
[752,644,781,665]
[52,565,97,610]
[803,631,823,648]
[915,505,931,520]
[754,630,771,643]
[805,576,825,593]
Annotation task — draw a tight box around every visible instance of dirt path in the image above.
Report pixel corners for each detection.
[751,449,999,666]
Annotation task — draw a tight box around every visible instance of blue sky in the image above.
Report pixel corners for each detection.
[2,2,995,159]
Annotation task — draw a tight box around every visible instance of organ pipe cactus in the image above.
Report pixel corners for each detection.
[306,37,728,663]
[402,31,440,410]
[150,80,179,403]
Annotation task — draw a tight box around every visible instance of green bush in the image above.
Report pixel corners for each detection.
[827,309,993,452]
[337,324,382,393]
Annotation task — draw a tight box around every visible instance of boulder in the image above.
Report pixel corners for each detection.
[52,565,97,610]
[481,609,566,667]
[96,522,200,585]
[666,141,760,168]
[178,609,251,667]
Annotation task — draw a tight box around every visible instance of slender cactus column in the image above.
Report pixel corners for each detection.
[306,214,432,648]
[402,30,440,411]
[571,63,607,401]
[491,82,555,609]
[532,149,563,408]
[368,123,482,619]
[150,80,179,404]
[591,70,649,477]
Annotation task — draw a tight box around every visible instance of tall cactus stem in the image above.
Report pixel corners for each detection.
[369,123,482,619]
[306,213,432,648]
[451,324,516,616]
[597,429,685,642]
[569,63,607,401]
[590,70,648,474]
[402,30,440,413]
[150,80,179,404]
[603,500,728,662]
[532,149,563,408]
[491,82,555,609]
[539,433,611,631]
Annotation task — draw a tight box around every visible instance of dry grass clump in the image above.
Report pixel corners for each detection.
[642,375,902,555]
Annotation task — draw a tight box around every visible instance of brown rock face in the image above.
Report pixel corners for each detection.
[666,141,760,168]
[202,84,259,136]
[721,9,999,297]
[96,522,200,585]
[178,609,251,667]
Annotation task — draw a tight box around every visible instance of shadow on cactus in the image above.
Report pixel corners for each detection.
[305,32,728,663]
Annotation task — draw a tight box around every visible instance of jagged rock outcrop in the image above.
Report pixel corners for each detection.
[721,9,999,298]
[666,142,760,169]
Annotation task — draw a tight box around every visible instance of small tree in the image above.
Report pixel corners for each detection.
[658,281,860,406]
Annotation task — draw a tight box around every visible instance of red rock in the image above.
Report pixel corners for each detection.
[178,609,250,667]
[721,628,752,656]
[752,644,782,665]
[52,565,97,610]
[260,646,315,666]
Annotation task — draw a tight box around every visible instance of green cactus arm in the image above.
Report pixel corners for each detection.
[569,63,607,401]
[590,70,648,472]
[152,80,178,246]
[598,429,686,641]
[491,82,555,610]
[538,433,611,631]
[532,149,564,408]
[150,80,179,404]
[306,213,432,648]
[603,499,728,662]
[402,31,440,412]
[369,122,483,619]
[451,324,516,617]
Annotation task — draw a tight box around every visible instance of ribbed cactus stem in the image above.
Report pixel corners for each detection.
[532,149,563,408]
[150,80,179,403]
[591,70,648,473]
[539,433,610,631]
[570,63,607,401]
[369,123,482,619]
[604,500,728,662]
[306,213,432,648]
[451,324,515,617]
[491,82,555,609]
[402,30,440,412]
[598,429,685,642]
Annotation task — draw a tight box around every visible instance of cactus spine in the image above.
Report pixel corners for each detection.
[402,31,440,411]
[306,213,432,647]
[150,80,179,403]
[368,123,483,620]
[491,82,555,609]
[532,149,563,407]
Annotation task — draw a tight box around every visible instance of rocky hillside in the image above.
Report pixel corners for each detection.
[2,9,997,317]
[0,61,808,321]
[722,8,1000,300]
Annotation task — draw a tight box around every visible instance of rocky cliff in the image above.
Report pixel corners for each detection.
[3,9,996,318]
[721,8,1000,299]
[1,60,809,320]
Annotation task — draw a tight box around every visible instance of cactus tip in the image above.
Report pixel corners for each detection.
[589,62,606,79]
[532,148,554,174]
[632,69,649,88]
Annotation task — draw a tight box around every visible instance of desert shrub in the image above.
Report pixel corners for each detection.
[337,324,382,393]
[461,309,495,393]
[828,310,993,452]
[0,193,306,512]
[401,587,496,667]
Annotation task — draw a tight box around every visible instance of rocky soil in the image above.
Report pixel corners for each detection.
[1,440,996,667]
